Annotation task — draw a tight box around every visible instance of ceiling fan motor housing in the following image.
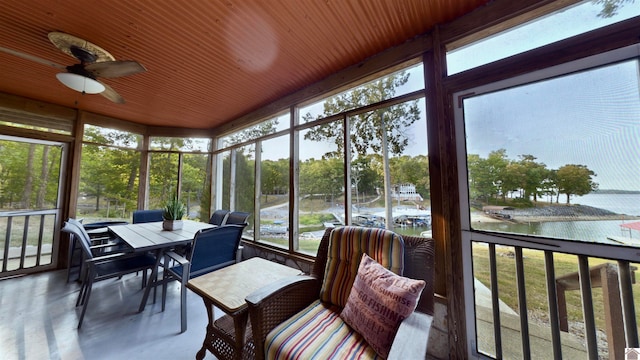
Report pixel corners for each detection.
[69,45,97,64]
[66,63,99,80]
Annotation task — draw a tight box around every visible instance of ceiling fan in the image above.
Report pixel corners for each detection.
[0,32,146,104]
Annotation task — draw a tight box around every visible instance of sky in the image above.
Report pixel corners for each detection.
[464,60,640,191]
[452,1,640,191]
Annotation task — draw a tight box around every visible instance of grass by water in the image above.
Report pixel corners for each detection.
[472,243,640,332]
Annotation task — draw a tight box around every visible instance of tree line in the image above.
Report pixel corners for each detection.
[468,149,598,205]
[259,154,429,205]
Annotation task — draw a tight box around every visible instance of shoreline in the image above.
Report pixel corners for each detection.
[472,213,640,224]
[510,214,640,223]
[471,204,640,224]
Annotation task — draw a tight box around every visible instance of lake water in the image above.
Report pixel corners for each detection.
[574,193,640,216]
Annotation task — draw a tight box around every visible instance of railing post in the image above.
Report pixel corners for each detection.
[578,256,598,360]
[619,260,639,348]
[3,217,13,272]
[545,251,563,360]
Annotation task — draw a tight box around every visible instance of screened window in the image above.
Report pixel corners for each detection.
[257,135,290,248]
[348,98,430,234]
[83,124,141,148]
[214,60,429,256]
[219,113,288,148]
[150,136,210,152]
[299,64,425,122]
[79,125,141,222]
[447,0,640,75]
[455,45,640,359]
[232,144,255,234]
[148,137,212,221]
[148,152,179,210]
[461,57,640,245]
[298,125,345,255]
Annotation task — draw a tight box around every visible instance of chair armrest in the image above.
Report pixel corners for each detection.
[388,311,433,360]
[85,251,132,264]
[164,251,189,267]
[246,275,321,360]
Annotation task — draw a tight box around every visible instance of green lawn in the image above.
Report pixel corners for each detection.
[472,243,640,332]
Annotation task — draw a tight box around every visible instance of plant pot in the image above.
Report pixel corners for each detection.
[162,220,183,231]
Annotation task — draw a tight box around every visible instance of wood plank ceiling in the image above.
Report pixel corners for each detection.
[0,0,489,130]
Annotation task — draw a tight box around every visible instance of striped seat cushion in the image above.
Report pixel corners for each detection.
[320,226,404,308]
[265,300,381,360]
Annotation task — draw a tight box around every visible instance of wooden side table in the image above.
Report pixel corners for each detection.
[187,257,302,360]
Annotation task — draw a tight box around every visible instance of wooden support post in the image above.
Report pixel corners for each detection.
[555,263,635,360]
[601,265,625,360]
[557,282,569,332]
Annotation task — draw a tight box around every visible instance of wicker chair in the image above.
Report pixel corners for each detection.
[246,226,434,359]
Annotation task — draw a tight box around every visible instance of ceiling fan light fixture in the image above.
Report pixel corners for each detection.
[56,72,105,94]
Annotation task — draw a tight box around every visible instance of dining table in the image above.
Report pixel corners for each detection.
[108,220,215,312]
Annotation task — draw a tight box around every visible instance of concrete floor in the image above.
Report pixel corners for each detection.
[0,270,220,360]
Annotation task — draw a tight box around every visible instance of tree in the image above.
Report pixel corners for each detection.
[594,0,635,17]
[182,153,209,219]
[351,155,380,203]
[36,146,50,208]
[302,72,421,158]
[81,127,141,214]
[502,161,526,201]
[556,164,598,204]
[22,144,35,208]
[299,158,344,205]
[468,150,509,203]
[261,159,289,201]
[301,71,421,228]
[541,169,558,204]
[518,154,548,203]
[225,120,279,146]
[221,148,255,214]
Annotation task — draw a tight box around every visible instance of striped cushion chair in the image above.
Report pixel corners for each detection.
[247,226,433,360]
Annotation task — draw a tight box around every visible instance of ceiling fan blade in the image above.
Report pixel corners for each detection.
[0,46,66,70]
[85,61,146,78]
[98,81,125,104]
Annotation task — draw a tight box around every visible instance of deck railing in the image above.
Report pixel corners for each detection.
[0,210,59,277]
[472,240,639,359]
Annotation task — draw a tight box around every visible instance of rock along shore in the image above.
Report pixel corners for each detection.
[473,204,640,223]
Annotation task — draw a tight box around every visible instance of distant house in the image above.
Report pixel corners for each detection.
[392,183,423,201]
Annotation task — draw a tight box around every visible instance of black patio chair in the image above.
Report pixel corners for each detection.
[161,224,246,333]
[209,209,229,226]
[65,219,129,282]
[132,209,164,223]
[82,220,129,242]
[61,220,156,329]
[224,211,250,225]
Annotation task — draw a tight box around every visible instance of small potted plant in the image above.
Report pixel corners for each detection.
[162,196,186,231]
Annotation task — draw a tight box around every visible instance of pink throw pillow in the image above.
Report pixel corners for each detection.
[340,253,426,359]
